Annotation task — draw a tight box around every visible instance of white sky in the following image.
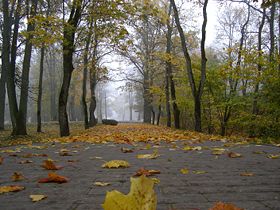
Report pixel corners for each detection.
[205,0,219,46]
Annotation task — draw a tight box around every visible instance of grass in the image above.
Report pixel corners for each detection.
[0,122,85,147]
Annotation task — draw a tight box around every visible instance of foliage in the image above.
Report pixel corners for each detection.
[102,175,157,210]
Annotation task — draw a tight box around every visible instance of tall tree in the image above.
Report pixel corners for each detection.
[16,0,39,135]
[59,0,82,136]
[0,0,13,131]
[170,0,208,132]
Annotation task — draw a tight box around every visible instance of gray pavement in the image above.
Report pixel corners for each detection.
[0,140,279,210]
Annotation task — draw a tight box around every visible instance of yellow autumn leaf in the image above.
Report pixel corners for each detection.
[267,154,280,159]
[102,160,130,168]
[183,146,192,151]
[192,146,202,151]
[193,170,207,174]
[151,178,160,184]
[30,194,47,202]
[212,148,225,155]
[102,175,157,210]
[137,150,160,159]
[94,182,110,186]
[180,168,189,174]
[0,185,25,194]
[228,152,242,158]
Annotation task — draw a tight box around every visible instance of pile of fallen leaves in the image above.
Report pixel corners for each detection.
[50,124,255,145]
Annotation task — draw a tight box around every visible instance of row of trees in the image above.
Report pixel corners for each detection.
[0,0,280,140]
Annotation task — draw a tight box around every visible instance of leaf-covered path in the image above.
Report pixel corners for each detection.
[0,124,280,210]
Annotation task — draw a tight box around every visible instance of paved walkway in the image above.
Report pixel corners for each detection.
[0,140,279,210]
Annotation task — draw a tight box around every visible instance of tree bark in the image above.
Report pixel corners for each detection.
[37,47,45,132]
[1,0,12,131]
[253,8,266,114]
[165,4,172,127]
[269,2,276,62]
[156,104,161,125]
[82,47,89,129]
[59,0,82,136]
[16,0,39,135]
[5,0,21,134]
[48,50,58,121]
[170,73,180,129]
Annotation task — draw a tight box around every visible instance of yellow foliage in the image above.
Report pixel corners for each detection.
[30,195,47,202]
[102,160,130,168]
[102,175,157,210]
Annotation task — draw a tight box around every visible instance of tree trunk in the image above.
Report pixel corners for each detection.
[59,0,82,136]
[129,91,133,121]
[59,70,72,136]
[48,52,58,121]
[143,86,152,123]
[89,66,97,126]
[170,70,180,129]
[269,2,276,62]
[194,95,202,132]
[165,4,172,127]
[151,108,155,125]
[220,122,226,136]
[156,104,161,125]
[37,47,45,132]
[16,0,38,135]
[82,55,89,129]
[0,61,7,131]
[5,0,21,134]
[1,0,12,131]
[253,9,266,114]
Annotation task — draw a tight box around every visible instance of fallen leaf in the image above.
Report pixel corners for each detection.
[0,185,25,194]
[209,202,244,210]
[121,147,134,153]
[228,152,242,158]
[59,149,72,156]
[28,145,47,150]
[267,154,280,159]
[41,159,63,170]
[240,172,254,177]
[180,168,189,174]
[67,159,78,163]
[145,144,152,150]
[90,156,103,160]
[182,146,192,151]
[212,148,225,155]
[0,156,3,164]
[30,194,47,202]
[102,160,130,168]
[137,150,160,159]
[151,178,160,184]
[94,182,110,186]
[1,149,21,153]
[38,173,69,183]
[102,175,157,210]
[11,172,25,181]
[253,151,265,154]
[134,168,160,177]
[19,160,33,164]
[193,170,207,174]
[192,146,202,151]
[22,153,48,158]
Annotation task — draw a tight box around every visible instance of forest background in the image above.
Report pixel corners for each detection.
[0,0,279,143]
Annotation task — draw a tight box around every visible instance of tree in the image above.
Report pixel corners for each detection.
[170,0,208,132]
[59,0,82,137]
